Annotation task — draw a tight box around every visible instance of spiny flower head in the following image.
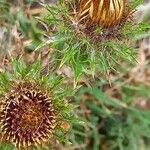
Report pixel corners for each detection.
[0,82,56,149]
[72,0,133,40]
[78,0,127,28]
[0,61,74,149]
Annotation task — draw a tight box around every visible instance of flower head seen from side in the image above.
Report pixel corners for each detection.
[79,0,126,28]
[0,61,73,149]
[74,0,133,40]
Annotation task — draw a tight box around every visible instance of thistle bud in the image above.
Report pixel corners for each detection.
[79,0,125,28]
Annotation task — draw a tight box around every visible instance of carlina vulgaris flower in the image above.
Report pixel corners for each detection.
[0,80,67,150]
[78,0,132,28]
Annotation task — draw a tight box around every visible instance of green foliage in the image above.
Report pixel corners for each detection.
[41,0,149,85]
[0,0,43,52]
[71,80,150,150]
[130,0,144,9]
[122,22,150,40]
[0,143,15,150]
[1,0,150,150]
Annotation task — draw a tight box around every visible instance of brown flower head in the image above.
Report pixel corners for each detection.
[68,0,134,41]
[0,82,57,149]
[78,0,130,28]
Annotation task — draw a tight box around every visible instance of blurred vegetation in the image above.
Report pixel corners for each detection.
[0,0,150,150]
[70,79,150,150]
[0,0,44,54]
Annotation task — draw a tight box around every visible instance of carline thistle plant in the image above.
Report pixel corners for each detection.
[43,0,145,82]
[66,0,133,40]
[0,61,74,150]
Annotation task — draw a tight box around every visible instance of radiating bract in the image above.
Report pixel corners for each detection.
[79,0,125,28]
[0,82,56,149]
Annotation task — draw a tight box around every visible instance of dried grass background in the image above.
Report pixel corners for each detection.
[1,0,150,150]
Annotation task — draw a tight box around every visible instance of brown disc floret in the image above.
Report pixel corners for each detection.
[0,82,57,149]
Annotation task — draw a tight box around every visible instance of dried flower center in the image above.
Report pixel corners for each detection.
[19,101,43,132]
[0,84,56,148]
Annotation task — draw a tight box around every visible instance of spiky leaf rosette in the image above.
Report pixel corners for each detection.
[41,0,147,84]
[0,61,74,150]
